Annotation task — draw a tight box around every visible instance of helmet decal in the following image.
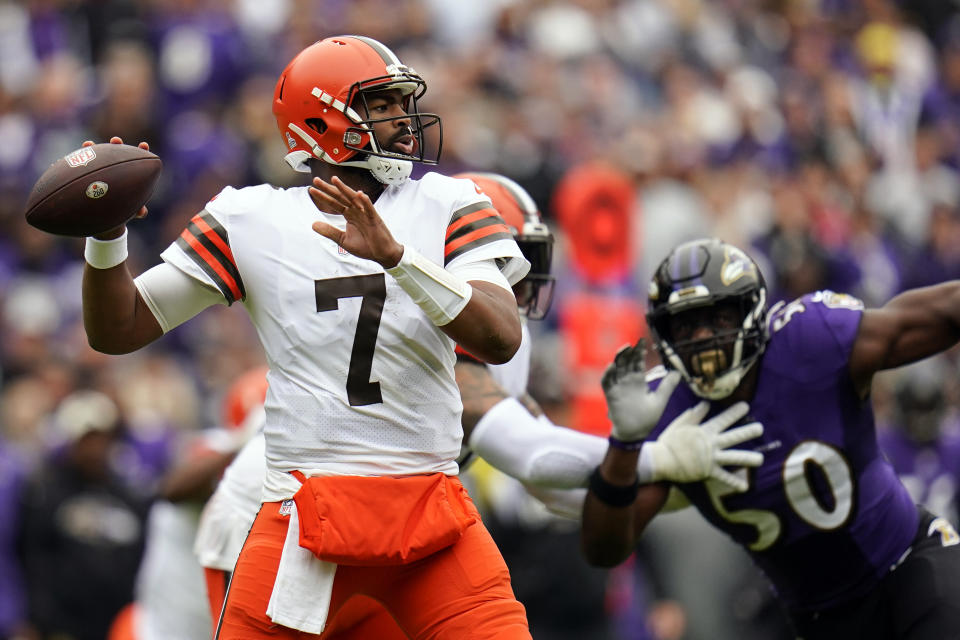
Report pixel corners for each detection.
[721,246,757,286]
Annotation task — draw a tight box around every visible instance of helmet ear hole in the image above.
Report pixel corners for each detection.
[306,118,328,134]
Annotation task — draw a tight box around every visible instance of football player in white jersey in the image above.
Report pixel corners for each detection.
[194,172,554,639]
[80,35,536,640]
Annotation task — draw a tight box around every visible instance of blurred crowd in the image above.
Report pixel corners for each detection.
[2,0,960,639]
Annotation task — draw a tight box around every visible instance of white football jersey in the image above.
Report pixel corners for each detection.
[135,501,211,639]
[161,173,527,501]
[194,432,265,571]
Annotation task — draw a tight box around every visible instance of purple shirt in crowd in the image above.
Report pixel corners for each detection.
[0,444,26,635]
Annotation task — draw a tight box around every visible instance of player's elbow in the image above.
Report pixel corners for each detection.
[85,327,141,355]
[86,335,132,355]
[488,311,523,363]
[459,322,521,364]
[482,334,520,365]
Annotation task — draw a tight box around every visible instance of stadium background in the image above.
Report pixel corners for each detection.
[2,1,960,639]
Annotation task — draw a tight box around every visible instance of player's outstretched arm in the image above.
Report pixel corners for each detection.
[582,473,669,567]
[468,396,611,489]
[81,137,162,354]
[581,339,678,567]
[311,176,521,363]
[851,282,960,396]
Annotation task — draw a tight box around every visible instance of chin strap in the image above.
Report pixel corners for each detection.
[283,150,412,185]
[361,155,412,185]
[284,121,413,185]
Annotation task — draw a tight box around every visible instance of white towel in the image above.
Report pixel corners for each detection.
[266,501,338,634]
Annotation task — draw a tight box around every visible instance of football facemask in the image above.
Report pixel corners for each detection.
[647,238,769,399]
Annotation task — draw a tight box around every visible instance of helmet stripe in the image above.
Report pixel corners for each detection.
[670,244,691,282]
[347,35,401,66]
[689,243,704,288]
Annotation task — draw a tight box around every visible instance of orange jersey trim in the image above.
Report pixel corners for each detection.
[193,215,239,269]
[444,223,512,260]
[179,229,244,302]
[176,210,246,303]
[446,207,499,238]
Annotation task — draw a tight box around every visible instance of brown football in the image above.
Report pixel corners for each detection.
[24,143,163,237]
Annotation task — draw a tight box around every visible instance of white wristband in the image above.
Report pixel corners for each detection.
[385,245,472,326]
[84,230,129,269]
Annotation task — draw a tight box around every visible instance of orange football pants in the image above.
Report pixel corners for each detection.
[204,567,231,637]
[216,500,531,640]
[207,566,406,639]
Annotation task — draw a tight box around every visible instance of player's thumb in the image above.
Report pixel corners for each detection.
[312,221,342,243]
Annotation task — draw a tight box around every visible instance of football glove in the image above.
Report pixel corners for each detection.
[602,339,681,443]
[641,401,763,493]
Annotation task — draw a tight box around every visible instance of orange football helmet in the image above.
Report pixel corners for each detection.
[455,172,556,319]
[273,35,441,185]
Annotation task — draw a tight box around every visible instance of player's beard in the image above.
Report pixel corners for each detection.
[386,127,417,156]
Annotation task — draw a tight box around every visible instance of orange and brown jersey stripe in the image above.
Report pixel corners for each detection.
[176,210,246,304]
[444,202,513,265]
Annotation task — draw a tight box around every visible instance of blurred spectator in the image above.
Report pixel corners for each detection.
[17,390,150,640]
[878,356,960,525]
[0,436,27,639]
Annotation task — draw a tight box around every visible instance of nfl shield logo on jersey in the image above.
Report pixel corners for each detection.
[279,499,294,516]
[65,147,97,168]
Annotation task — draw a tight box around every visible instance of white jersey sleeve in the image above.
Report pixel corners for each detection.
[134,262,226,333]
[469,398,608,489]
[159,185,250,306]
[437,174,530,285]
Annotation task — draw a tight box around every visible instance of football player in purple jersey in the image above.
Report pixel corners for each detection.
[582,238,960,640]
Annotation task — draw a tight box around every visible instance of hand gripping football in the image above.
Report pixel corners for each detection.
[24,143,162,237]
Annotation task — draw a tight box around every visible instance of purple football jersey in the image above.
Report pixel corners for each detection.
[649,291,918,613]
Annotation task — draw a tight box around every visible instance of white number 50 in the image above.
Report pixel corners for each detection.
[706,441,854,551]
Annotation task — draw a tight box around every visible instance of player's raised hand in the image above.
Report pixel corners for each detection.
[309,175,403,268]
[81,136,152,227]
[642,401,763,492]
[601,339,681,444]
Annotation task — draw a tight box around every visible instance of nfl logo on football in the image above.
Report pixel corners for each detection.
[66,147,97,168]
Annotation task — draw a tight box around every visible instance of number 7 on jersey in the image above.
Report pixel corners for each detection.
[315,274,386,406]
